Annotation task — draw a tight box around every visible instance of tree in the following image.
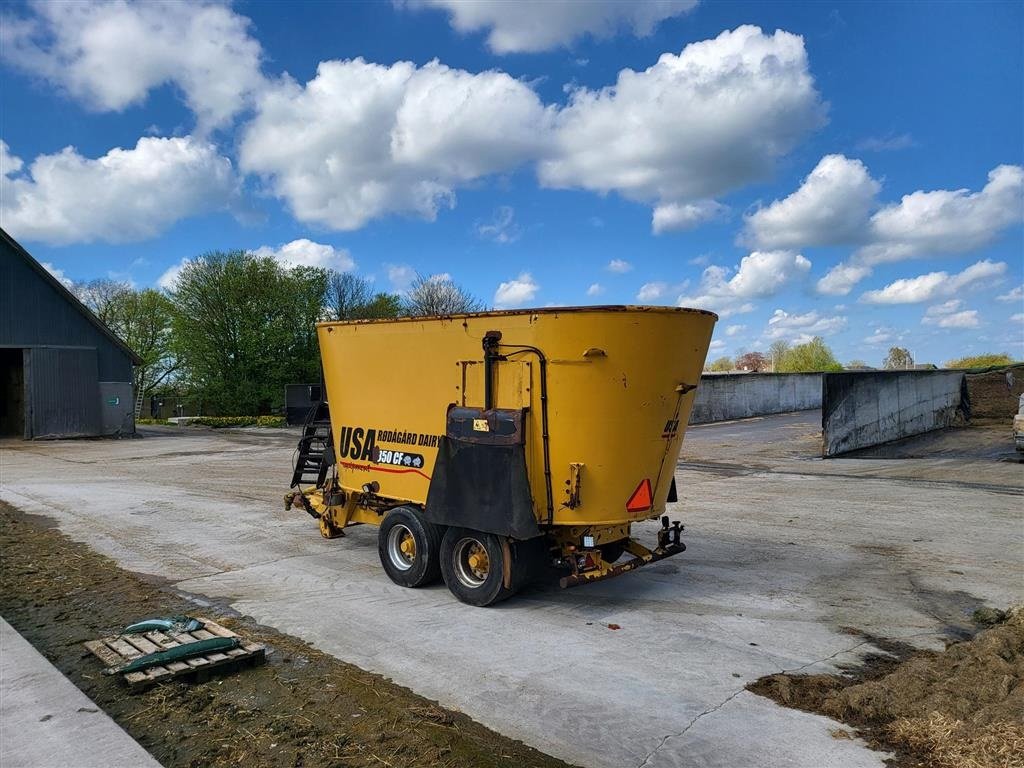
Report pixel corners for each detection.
[883,346,914,370]
[74,280,178,397]
[768,340,790,372]
[170,251,328,414]
[776,337,843,372]
[946,353,1015,369]
[735,351,769,372]
[74,279,132,325]
[110,289,178,396]
[706,356,734,372]
[846,359,871,370]
[403,273,484,316]
[325,272,401,321]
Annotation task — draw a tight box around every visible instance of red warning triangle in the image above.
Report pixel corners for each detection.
[626,479,653,513]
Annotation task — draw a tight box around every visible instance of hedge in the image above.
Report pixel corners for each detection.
[189,415,286,428]
[137,416,286,428]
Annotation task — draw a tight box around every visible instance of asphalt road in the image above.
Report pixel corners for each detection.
[2,413,1020,768]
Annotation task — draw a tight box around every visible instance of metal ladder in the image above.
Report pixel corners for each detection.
[290,402,332,488]
[133,387,145,420]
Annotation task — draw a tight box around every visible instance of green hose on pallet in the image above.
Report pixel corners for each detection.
[106,637,240,675]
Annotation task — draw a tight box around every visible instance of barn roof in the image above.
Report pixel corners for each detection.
[1,227,144,365]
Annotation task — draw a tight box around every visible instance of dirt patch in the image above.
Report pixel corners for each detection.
[748,614,1024,768]
[0,502,573,768]
[967,366,1024,420]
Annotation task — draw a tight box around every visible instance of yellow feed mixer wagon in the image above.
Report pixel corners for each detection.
[285,306,717,605]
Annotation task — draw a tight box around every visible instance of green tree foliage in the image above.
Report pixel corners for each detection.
[325,271,401,321]
[169,251,327,414]
[76,279,178,396]
[946,353,1016,369]
[706,356,734,372]
[883,346,914,370]
[768,340,790,372]
[846,359,871,370]
[775,337,843,372]
[403,273,485,316]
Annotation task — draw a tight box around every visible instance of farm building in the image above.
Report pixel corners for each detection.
[0,228,140,438]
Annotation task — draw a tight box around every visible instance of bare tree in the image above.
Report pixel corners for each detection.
[325,271,401,321]
[74,279,132,324]
[402,273,485,317]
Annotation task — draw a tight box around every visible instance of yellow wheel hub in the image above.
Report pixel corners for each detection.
[400,534,416,559]
[467,546,489,576]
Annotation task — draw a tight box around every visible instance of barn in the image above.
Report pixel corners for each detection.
[0,228,140,439]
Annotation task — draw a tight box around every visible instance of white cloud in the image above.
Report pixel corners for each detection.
[742,154,879,249]
[240,58,550,231]
[677,250,811,317]
[708,339,726,353]
[997,285,1023,303]
[539,26,826,221]
[652,200,727,234]
[494,272,539,308]
[863,328,894,345]
[41,261,73,288]
[1011,313,1024,323]
[387,264,417,292]
[411,0,698,54]
[0,0,265,131]
[607,259,633,273]
[0,140,24,176]
[764,308,847,341]
[251,239,355,273]
[725,324,746,337]
[476,205,520,243]
[586,283,604,297]
[819,164,1024,294]
[816,263,872,296]
[860,259,1006,305]
[922,300,980,329]
[864,165,1024,263]
[1,137,237,245]
[637,282,669,302]
[157,258,191,291]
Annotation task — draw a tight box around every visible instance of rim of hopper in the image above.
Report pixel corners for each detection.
[317,304,719,328]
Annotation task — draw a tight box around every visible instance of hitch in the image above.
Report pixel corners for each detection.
[657,515,684,551]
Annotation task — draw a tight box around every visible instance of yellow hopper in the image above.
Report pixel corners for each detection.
[286,305,716,605]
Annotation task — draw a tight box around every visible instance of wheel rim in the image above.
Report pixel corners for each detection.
[386,524,417,571]
[452,537,490,588]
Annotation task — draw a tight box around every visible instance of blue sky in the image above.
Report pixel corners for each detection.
[1,0,1021,366]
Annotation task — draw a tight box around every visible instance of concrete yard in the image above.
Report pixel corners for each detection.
[0,618,162,768]
[1,411,1021,768]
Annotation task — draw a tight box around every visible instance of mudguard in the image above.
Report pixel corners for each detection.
[424,407,541,540]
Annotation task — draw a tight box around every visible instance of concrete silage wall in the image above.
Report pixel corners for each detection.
[821,371,968,457]
[689,373,822,425]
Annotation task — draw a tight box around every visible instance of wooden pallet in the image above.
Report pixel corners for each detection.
[84,617,266,691]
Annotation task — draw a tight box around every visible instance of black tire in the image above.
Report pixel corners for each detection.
[378,506,443,588]
[600,540,627,565]
[440,527,516,607]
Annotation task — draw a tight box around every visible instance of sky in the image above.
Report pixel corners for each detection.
[1,0,1022,367]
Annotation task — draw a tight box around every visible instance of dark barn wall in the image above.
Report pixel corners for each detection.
[1,232,137,437]
[0,239,133,382]
[25,347,102,438]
